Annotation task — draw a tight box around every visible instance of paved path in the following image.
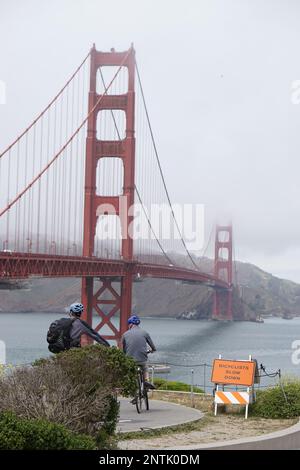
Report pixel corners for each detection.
[117,398,203,433]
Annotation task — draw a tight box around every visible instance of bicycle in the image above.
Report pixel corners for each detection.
[134,365,149,414]
[133,350,154,413]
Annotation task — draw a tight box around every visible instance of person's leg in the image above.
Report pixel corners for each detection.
[138,362,156,389]
[136,362,148,381]
[143,363,149,382]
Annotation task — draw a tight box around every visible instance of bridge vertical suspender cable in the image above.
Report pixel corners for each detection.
[97,67,174,266]
[0,50,132,219]
[0,52,91,255]
[135,62,200,271]
[0,52,91,160]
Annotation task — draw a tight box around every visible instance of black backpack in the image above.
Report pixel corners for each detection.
[46,318,75,353]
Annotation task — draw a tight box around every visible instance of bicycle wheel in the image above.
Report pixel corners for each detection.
[135,372,143,414]
[140,375,149,412]
[143,388,149,411]
[135,393,142,413]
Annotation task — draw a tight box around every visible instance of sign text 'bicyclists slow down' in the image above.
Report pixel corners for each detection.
[211,359,255,387]
[211,355,256,419]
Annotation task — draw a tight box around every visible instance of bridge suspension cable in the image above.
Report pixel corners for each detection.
[0,51,91,160]
[0,49,132,256]
[97,67,174,265]
[198,224,215,274]
[135,61,200,271]
[0,48,216,272]
[0,50,131,219]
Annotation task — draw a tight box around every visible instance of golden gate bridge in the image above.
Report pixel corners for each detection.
[0,45,235,343]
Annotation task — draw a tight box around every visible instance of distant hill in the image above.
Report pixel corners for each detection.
[1,256,300,320]
[133,260,300,320]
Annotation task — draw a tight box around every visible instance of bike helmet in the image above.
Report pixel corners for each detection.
[128,315,141,325]
[69,302,84,316]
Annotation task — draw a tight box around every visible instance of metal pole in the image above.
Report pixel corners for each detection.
[191,369,195,408]
[245,354,252,419]
[245,386,249,419]
[203,363,206,394]
[214,384,219,416]
[214,353,222,416]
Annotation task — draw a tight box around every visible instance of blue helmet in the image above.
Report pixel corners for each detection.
[69,302,84,316]
[128,315,140,325]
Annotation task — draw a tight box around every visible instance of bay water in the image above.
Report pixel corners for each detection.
[1,313,299,390]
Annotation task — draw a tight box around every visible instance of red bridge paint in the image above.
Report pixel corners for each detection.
[213,225,233,320]
[81,45,136,343]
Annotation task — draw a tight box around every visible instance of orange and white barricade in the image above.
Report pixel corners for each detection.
[215,391,250,405]
[212,354,256,419]
[214,390,252,419]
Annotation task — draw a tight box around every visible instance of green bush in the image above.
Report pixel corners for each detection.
[153,378,203,393]
[0,411,96,450]
[0,345,137,447]
[47,344,137,395]
[250,381,300,419]
[50,346,137,444]
[34,344,137,397]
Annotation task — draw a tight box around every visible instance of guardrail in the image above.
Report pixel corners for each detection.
[148,361,282,395]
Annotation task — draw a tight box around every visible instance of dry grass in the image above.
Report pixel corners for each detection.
[0,363,111,435]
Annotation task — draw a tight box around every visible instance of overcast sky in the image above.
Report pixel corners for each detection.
[1,0,300,281]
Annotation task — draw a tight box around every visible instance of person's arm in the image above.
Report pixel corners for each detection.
[122,335,127,353]
[79,320,110,347]
[94,333,110,347]
[145,332,156,352]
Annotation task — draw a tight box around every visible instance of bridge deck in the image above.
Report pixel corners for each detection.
[0,253,229,289]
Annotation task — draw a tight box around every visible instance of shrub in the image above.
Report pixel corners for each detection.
[153,378,203,393]
[0,411,96,450]
[0,345,137,446]
[49,344,137,397]
[250,380,300,419]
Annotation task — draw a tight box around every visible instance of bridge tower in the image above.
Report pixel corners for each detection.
[212,225,233,320]
[81,45,135,344]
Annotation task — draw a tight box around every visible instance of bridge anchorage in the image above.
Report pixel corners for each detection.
[0,44,237,344]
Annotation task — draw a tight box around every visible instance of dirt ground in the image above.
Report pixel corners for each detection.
[118,392,297,450]
[118,415,296,450]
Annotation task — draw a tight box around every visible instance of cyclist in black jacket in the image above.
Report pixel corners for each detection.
[69,303,110,347]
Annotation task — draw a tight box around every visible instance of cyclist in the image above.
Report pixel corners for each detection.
[122,314,156,389]
[69,302,110,348]
[47,302,110,353]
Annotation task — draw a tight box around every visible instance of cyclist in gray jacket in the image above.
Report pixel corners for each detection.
[69,303,110,348]
[122,315,156,388]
